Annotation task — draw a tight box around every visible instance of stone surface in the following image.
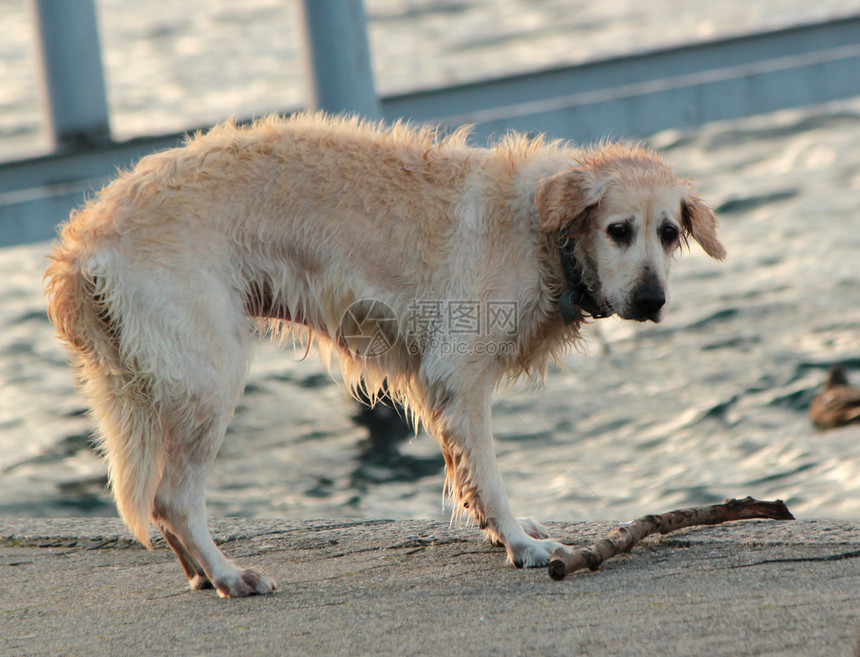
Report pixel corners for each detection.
[1,518,859,656]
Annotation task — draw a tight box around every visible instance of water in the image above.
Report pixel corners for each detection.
[2,0,858,154]
[1,0,859,524]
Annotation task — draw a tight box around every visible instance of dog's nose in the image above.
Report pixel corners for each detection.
[633,283,666,319]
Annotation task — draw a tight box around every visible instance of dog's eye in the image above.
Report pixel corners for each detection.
[607,222,631,244]
[660,224,679,245]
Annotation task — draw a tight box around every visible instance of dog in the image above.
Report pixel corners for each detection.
[45,112,725,597]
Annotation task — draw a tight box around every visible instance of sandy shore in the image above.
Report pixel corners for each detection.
[2,517,859,656]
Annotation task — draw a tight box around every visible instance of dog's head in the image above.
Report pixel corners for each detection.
[535,144,725,323]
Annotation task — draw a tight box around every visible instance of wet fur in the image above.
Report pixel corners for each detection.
[45,112,724,597]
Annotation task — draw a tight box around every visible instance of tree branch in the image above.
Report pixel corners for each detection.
[548,496,794,581]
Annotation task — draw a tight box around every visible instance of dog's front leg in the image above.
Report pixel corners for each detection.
[431,385,565,568]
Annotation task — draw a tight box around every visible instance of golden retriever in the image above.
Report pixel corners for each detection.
[45,112,725,597]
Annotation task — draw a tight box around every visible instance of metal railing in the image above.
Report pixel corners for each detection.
[4,6,860,247]
[30,0,380,153]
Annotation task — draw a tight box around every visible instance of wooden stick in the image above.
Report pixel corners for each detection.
[548,496,794,581]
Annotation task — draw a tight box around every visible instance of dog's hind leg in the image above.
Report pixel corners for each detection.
[142,285,275,598]
[151,412,276,598]
[50,235,275,595]
[97,265,275,597]
[157,525,213,590]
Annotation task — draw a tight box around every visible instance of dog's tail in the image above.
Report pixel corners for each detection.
[45,211,163,548]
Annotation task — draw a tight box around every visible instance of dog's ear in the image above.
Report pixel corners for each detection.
[682,195,726,260]
[535,169,602,237]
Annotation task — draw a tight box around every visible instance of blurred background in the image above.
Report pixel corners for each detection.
[1,0,860,525]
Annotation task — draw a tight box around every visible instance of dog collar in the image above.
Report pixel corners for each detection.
[558,239,610,324]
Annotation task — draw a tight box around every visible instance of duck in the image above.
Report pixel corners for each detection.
[809,364,860,430]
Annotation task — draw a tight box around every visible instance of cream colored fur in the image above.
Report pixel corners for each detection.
[45,112,724,597]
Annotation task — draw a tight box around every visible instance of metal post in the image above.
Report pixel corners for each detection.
[30,0,111,151]
[297,0,382,119]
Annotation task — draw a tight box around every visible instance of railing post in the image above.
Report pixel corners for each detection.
[30,0,111,151]
[297,0,382,120]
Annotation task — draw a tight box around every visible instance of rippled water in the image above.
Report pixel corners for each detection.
[1,0,859,524]
[2,99,860,524]
[2,0,858,154]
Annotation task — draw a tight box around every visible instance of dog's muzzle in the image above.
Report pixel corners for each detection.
[629,275,666,322]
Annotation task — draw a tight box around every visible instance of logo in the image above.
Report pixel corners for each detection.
[337,298,399,358]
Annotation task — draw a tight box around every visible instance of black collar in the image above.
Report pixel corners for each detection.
[558,239,610,324]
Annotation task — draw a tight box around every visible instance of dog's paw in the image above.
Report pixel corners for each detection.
[214,568,277,598]
[189,574,214,590]
[505,536,566,569]
[518,518,550,540]
[485,518,550,547]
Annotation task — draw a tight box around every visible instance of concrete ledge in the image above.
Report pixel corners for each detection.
[2,518,858,656]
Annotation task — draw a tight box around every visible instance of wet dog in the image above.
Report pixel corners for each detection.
[45,113,725,597]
